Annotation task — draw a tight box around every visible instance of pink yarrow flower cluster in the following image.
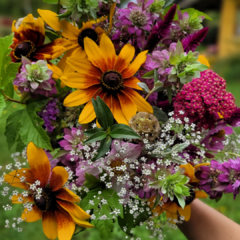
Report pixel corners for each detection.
[173,70,236,129]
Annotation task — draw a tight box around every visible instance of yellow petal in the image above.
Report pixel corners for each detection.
[99,34,116,69]
[198,55,210,67]
[27,142,51,188]
[180,164,195,182]
[84,37,107,72]
[48,63,63,79]
[195,190,208,199]
[79,101,97,124]
[107,3,116,34]
[60,20,80,40]
[178,205,191,221]
[49,167,69,192]
[118,91,137,121]
[63,86,101,107]
[57,200,90,220]
[194,163,210,169]
[123,76,142,90]
[70,214,94,228]
[12,194,34,204]
[38,9,62,32]
[21,205,43,222]
[124,88,153,113]
[121,50,148,79]
[55,188,80,203]
[42,210,58,240]
[115,44,135,73]
[55,207,75,240]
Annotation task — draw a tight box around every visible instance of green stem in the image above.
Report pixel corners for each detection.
[57,0,61,15]
[145,92,152,101]
[1,90,21,104]
[210,150,240,158]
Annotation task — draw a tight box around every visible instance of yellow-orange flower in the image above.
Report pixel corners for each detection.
[149,163,209,222]
[62,34,153,125]
[10,14,70,63]
[4,142,93,240]
[37,9,105,58]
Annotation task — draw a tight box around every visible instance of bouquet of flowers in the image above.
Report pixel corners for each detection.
[1,0,240,239]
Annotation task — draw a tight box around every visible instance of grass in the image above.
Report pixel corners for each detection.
[0,61,240,240]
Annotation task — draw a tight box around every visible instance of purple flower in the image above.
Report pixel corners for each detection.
[201,123,233,152]
[227,107,240,127]
[38,99,59,133]
[13,56,57,97]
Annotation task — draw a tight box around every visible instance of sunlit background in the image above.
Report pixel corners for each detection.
[0,0,240,239]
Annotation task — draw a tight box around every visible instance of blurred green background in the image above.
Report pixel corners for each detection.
[0,0,240,239]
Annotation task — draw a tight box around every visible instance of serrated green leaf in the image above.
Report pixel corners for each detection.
[5,109,23,149]
[84,127,104,137]
[16,135,26,152]
[0,34,21,90]
[92,136,112,161]
[4,82,14,98]
[19,99,52,150]
[84,131,107,144]
[0,92,6,117]
[110,127,140,139]
[152,106,168,122]
[92,219,114,238]
[80,189,101,210]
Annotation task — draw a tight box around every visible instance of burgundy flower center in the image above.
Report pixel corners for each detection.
[14,40,36,60]
[101,71,123,91]
[34,188,56,212]
[78,28,98,49]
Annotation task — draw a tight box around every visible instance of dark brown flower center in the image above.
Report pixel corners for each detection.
[101,71,123,91]
[213,129,225,139]
[34,188,56,212]
[14,40,36,60]
[78,28,98,49]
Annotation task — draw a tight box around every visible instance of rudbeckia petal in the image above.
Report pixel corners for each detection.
[55,206,75,240]
[123,76,142,90]
[70,214,94,228]
[198,55,210,67]
[178,205,191,221]
[21,205,43,222]
[111,95,129,125]
[180,164,195,182]
[38,9,62,32]
[27,142,51,188]
[70,45,87,58]
[100,34,116,69]
[4,168,35,190]
[49,167,69,192]
[12,194,34,204]
[79,101,96,124]
[124,88,153,113]
[118,91,137,121]
[121,50,148,79]
[84,37,107,72]
[60,20,80,40]
[115,44,135,73]
[67,57,102,77]
[55,188,80,203]
[195,190,208,199]
[63,86,100,107]
[57,199,90,220]
[61,72,100,89]
[47,63,62,79]
[42,210,58,240]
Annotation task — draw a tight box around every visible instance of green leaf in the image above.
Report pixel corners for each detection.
[92,219,114,238]
[92,136,112,161]
[89,8,97,21]
[0,34,21,90]
[80,189,101,210]
[154,68,158,83]
[58,10,72,18]
[4,82,14,98]
[153,190,161,209]
[92,96,114,130]
[84,127,104,137]
[163,0,175,8]
[5,109,23,149]
[141,69,154,79]
[152,106,168,122]
[110,123,131,131]
[182,8,212,21]
[84,173,104,190]
[52,150,69,159]
[19,99,52,150]
[175,194,186,209]
[137,82,150,93]
[43,0,58,3]
[16,136,26,152]
[110,127,140,139]
[171,142,189,153]
[84,131,107,144]
[0,92,6,117]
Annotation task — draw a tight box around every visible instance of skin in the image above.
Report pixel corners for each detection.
[178,199,240,240]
